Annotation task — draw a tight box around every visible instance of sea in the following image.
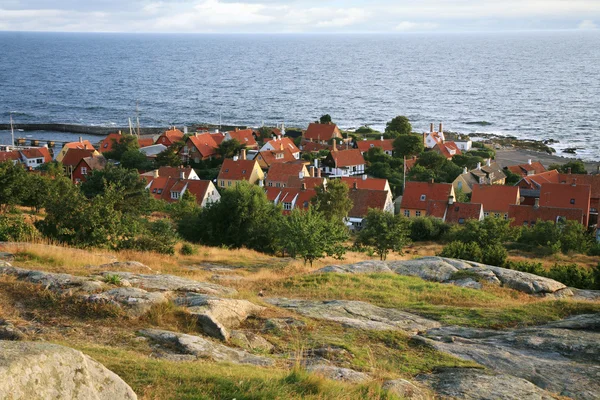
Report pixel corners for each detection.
[1,31,599,160]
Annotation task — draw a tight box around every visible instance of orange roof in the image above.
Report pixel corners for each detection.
[138,138,154,148]
[64,140,95,151]
[186,133,219,159]
[348,189,389,218]
[433,141,462,159]
[329,149,365,168]
[301,140,331,153]
[507,161,546,177]
[257,148,297,168]
[426,200,448,219]
[558,173,600,200]
[154,178,213,204]
[471,184,520,213]
[263,137,299,153]
[211,133,226,145]
[266,163,306,185]
[98,133,122,152]
[163,128,185,141]
[61,148,96,167]
[508,204,585,227]
[401,181,453,211]
[539,182,591,226]
[287,176,327,189]
[304,123,341,141]
[226,129,257,148]
[356,139,394,153]
[444,202,483,224]
[517,169,560,190]
[218,158,258,181]
[0,151,20,162]
[340,176,388,191]
[20,147,52,163]
[148,176,170,199]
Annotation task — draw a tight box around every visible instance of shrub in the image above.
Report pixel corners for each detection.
[0,215,39,242]
[438,241,483,263]
[104,274,122,286]
[180,243,197,255]
[588,243,600,256]
[481,244,508,267]
[410,217,449,242]
[518,220,592,255]
[506,261,599,290]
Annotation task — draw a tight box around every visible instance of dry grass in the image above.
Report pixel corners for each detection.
[507,250,600,270]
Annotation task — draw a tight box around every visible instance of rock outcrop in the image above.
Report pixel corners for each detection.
[305,364,370,383]
[86,287,169,317]
[96,261,152,272]
[317,257,574,296]
[382,379,433,400]
[139,329,274,366]
[266,298,440,334]
[0,266,103,293]
[0,341,137,399]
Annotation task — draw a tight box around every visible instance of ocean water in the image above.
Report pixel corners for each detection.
[1,31,599,160]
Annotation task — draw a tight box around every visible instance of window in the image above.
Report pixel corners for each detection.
[303,201,309,208]
[220,180,225,187]
[36,159,42,164]
[556,216,567,224]
[242,170,246,174]
[494,213,500,218]
[570,198,575,205]
[523,221,529,226]
[157,189,163,194]
[484,212,489,217]
[152,188,157,193]
[171,191,180,200]
[458,218,465,224]
[268,182,273,187]
[283,202,292,211]
[404,210,410,217]
[81,167,87,175]
[225,169,229,173]
[103,143,108,148]
[415,211,421,217]
[276,153,284,159]
[420,194,426,201]
[191,147,196,152]
[457,181,463,190]
[227,181,231,187]
[504,213,508,220]
[370,144,374,148]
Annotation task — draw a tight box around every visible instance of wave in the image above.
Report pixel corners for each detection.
[464,121,493,126]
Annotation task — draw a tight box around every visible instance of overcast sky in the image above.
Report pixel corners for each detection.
[0,0,599,33]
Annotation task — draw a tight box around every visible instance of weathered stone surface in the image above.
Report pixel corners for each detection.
[0,252,15,261]
[263,317,306,332]
[175,294,264,341]
[230,330,274,353]
[100,271,237,295]
[484,265,566,294]
[0,319,24,340]
[447,278,482,289]
[416,368,556,400]
[383,379,433,400]
[306,364,370,383]
[97,261,152,272]
[388,257,458,282]
[266,298,440,334]
[418,321,600,400]
[570,287,600,302]
[86,287,169,317]
[317,261,392,274]
[0,341,137,399]
[540,313,600,331]
[139,329,274,366]
[0,266,104,294]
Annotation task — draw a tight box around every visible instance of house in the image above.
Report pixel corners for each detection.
[355,137,394,156]
[558,173,600,226]
[60,148,101,179]
[471,184,520,219]
[516,170,560,190]
[506,159,546,177]
[508,205,585,227]
[18,147,52,168]
[141,166,199,185]
[453,160,506,194]
[340,176,390,192]
[426,198,484,224]
[255,138,299,169]
[217,155,264,189]
[156,128,185,147]
[400,181,454,218]
[260,136,300,160]
[423,123,445,149]
[223,129,258,150]
[147,177,220,206]
[55,138,96,162]
[0,151,20,164]
[454,138,472,152]
[265,163,309,188]
[266,186,316,214]
[405,156,418,172]
[98,132,154,153]
[179,132,219,163]
[432,141,462,160]
[322,147,365,177]
[286,172,327,190]
[72,155,107,184]
[303,123,342,145]
[347,187,394,230]
[299,140,332,153]
[539,182,591,227]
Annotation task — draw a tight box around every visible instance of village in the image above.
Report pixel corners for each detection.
[1,116,599,241]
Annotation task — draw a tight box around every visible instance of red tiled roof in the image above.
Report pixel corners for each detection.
[445,202,483,224]
[182,180,213,204]
[340,176,388,191]
[405,156,418,172]
[401,181,453,210]
[539,182,591,226]
[218,158,258,181]
[265,187,316,214]
[329,149,365,168]
[263,137,299,153]
[286,176,327,189]
[257,148,297,168]
[20,147,52,163]
[78,155,107,171]
[348,189,389,218]
[186,133,219,159]
[356,139,394,153]
[558,173,600,199]
[164,128,185,141]
[226,129,257,148]
[508,204,585,227]
[61,148,96,167]
[301,140,331,153]
[138,138,154,148]
[266,163,306,185]
[507,161,546,177]
[155,166,195,179]
[211,133,226,145]
[517,170,560,190]
[304,123,341,141]
[148,176,170,199]
[471,184,520,213]
[98,133,122,153]
[63,140,95,151]
[426,200,448,219]
[0,151,20,162]
[433,141,462,159]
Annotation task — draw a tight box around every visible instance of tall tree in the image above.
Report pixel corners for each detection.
[121,149,153,171]
[155,148,183,167]
[393,134,424,158]
[548,160,587,175]
[385,116,412,137]
[312,179,353,222]
[319,114,332,124]
[0,162,27,212]
[104,134,139,161]
[356,209,411,260]
[217,139,246,159]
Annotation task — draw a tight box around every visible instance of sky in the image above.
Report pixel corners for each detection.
[0,0,599,33]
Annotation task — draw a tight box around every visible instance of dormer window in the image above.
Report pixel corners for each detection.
[157,189,163,194]
[276,153,284,159]
[570,198,575,204]
[420,194,426,201]
[171,191,180,200]
[242,170,246,174]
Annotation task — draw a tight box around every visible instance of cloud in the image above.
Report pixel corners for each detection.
[578,19,597,30]
[394,21,438,31]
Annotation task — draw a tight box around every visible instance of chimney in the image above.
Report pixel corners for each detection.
[362,174,367,180]
[463,167,468,174]
[430,178,434,184]
[195,132,199,137]
[301,182,307,191]
[280,142,284,151]
[430,123,434,133]
[118,130,122,135]
[528,159,532,165]
[299,171,304,179]
[235,127,239,132]
[277,134,282,141]
[316,168,322,178]
[448,195,454,205]
[353,181,358,190]
[314,159,318,169]
[567,167,572,174]
[259,179,264,187]
[309,166,315,177]
[486,158,491,167]
[241,149,246,160]
[153,169,159,179]
[439,123,443,133]
[534,198,539,208]
[380,135,384,141]
[233,155,239,161]
[332,140,337,152]
[477,162,481,170]
[79,137,83,143]
[184,126,188,134]
[180,170,185,179]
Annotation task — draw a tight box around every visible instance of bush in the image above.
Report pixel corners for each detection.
[588,243,600,256]
[506,261,600,290]
[410,217,449,242]
[0,215,39,242]
[120,220,178,255]
[518,220,592,255]
[481,244,508,267]
[180,243,197,255]
[438,241,483,263]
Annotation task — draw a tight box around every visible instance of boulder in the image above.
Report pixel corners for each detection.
[316,261,392,274]
[100,272,237,295]
[97,261,152,272]
[306,364,370,383]
[540,313,600,331]
[230,330,274,353]
[175,294,265,341]
[263,317,306,332]
[139,329,274,367]
[416,368,556,400]
[569,287,600,302]
[266,298,440,334]
[0,266,92,292]
[0,341,137,399]
[447,278,482,289]
[382,379,433,400]
[86,287,169,317]
[388,257,459,282]
[484,265,566,294]
[0,319,24,341]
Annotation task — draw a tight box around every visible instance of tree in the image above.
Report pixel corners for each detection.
[356,209,411,260]
[22,174,53,213]
[385,116,412,137]
[393,134,424,158]
[0,162,27,212]
[104,134,139,161]
[444,216,519,247]
[319,114,332,124]
[121,149,153,171]
[548,160,587,174]
[155,148,182,167]
[452,154,484,170]
[504,168,522,185]
[217,139,246,159]
[312,179,353,222]
[278,207,349,266]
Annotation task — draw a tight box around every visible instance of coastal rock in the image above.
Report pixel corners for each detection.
[97,261,152,272]
[266,298,440,334]
[0,341,137,399]
[382,379,433,400]
[86,287,169,317]
[175,293,264,341]
[100,271,237,295]
[0,266,100,293]
[139,329,274,366]
[569,287,600,302]
[263,317,306,332]
[483,265,566,294]
[230,330,274,353]
[317,261,392,274]
[416,368,556,400]
[305,364,370,383]
[0,319,25,341]
[447,278,482,289]
[540,313,600,331]
[388,257,458,282]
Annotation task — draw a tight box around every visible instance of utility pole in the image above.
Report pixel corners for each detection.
[9,113,14,147]
[403,155,406,192]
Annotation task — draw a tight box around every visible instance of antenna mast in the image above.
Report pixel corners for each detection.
[136,102,141,137]
[128,118,134,136]
[9,113,14,147]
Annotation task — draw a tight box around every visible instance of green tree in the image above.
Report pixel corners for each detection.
[409,216,449,241]
[278,207,348,265]
[104,134,139,161]
[217,139,246,159]
[444,216,518,247]
[312,179,353,222]
[38,160,66,178]
[452,154,484,170]
[0,215,39,242]
[548,160,587,174]
[504,168,522,185]
[392,134,424,158]
[356,209,411,260]
[22,174,53,213]
[121,149,153,171]
[155,148,182,167]
[385,116,412,137]
[0,162,27,212]
[319,114,332,124]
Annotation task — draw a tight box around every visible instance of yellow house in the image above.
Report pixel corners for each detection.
[217,156,264,189]
[55,138,97,162]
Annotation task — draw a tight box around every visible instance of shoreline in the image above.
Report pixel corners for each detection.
[495,148,600,174]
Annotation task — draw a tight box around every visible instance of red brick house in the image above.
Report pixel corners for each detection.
[471,184,520,219]
[156,128,185,147]
[400,181,454,218]
[72,155,107,184]
[179,133,219,163]
[558,173,600,226]
[303,123,342,145]
[265,162,309,188]
[539,182,591,227]
[340,176,390,192]
[508,205,585,227]
[347,188,394,230]
[506,160,546,177]
[61,148,100,180]
[426,199,484,224]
